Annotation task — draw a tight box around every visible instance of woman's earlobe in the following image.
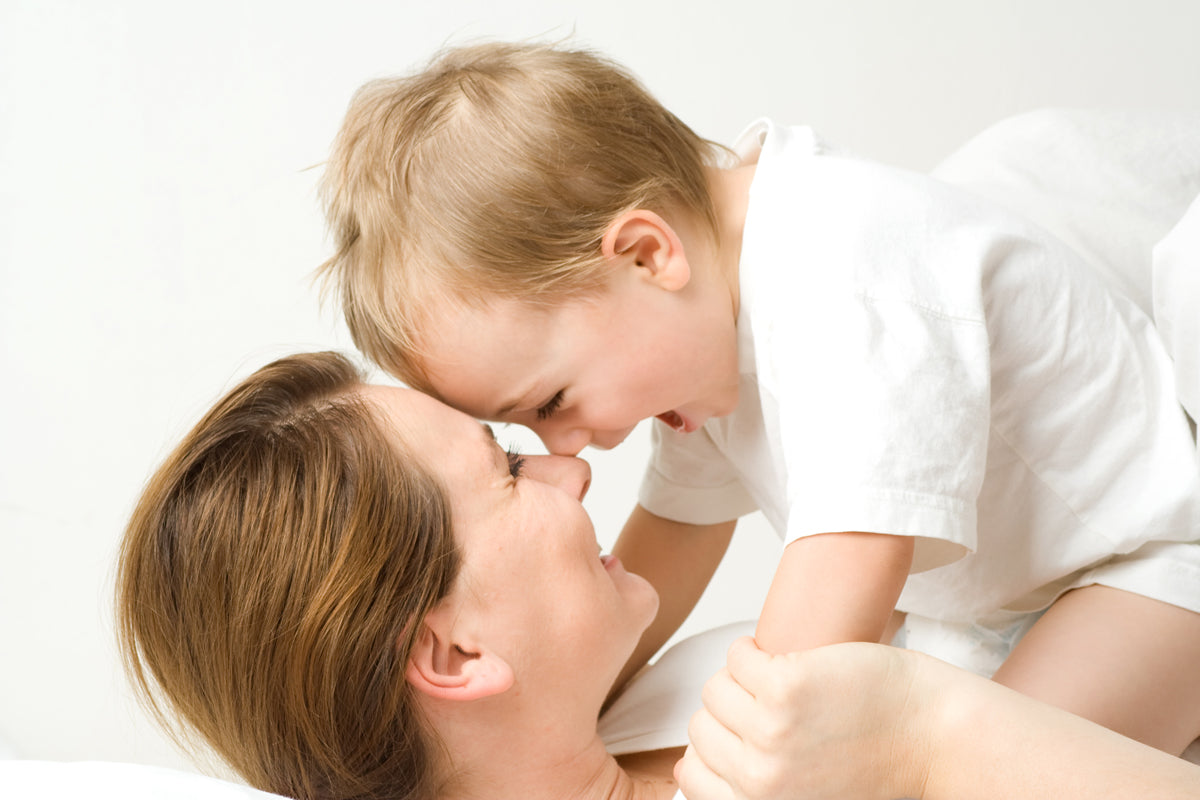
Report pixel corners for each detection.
[405,623,514,702]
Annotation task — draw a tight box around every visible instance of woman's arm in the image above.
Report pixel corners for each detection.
[676,637,1200,800]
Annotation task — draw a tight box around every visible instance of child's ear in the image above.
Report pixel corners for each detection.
[405,613,514,702]
[601,209,691,292]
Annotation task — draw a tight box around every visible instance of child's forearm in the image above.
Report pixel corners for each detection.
[608,505,735,699]
[755,531,913,654]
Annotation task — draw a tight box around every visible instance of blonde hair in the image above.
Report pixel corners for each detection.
[317,40,727,389]
[116,352,459,800]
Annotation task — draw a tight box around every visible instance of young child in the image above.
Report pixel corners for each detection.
[317,42,1200,752]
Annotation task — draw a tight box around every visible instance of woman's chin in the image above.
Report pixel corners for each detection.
[631,576,660,630]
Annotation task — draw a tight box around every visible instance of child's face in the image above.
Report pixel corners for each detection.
[420,271,740,456]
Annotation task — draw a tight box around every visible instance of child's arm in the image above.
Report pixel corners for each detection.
[609,504,736,697]
[755,531,913,654]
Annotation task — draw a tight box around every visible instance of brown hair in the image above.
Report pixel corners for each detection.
[317,40,728,390]
[116,352,459,800]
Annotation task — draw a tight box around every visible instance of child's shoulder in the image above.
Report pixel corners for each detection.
[747,119,991,224]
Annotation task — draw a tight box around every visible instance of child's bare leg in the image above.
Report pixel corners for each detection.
[991,584,1200,754]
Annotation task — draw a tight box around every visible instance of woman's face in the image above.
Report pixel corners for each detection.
[365,385,659,694]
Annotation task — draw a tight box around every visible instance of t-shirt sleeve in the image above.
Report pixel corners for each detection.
[638,420,758,525]
[747,155,995,572]
[769,290,985,572]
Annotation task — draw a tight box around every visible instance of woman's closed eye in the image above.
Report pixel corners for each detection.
[535,390,564,421]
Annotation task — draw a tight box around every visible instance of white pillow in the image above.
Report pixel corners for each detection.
[0,760,293,800]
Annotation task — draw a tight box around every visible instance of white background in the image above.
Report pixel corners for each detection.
[2,0,1199,774]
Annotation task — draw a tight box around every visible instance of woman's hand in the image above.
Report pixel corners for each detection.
[675,637,933,800]
[676,636,1200,800]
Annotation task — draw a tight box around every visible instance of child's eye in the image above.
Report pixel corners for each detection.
[505,447,526,478]
[536,390,564,421]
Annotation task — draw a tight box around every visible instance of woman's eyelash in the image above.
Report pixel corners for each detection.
[505,447,526,478]
[536,390,564,421]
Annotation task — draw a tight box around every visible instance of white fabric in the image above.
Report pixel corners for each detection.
[904,538,1200,679]
[599,621,753,755]
[640,118,1200,622]
[931,109,1200,321]
[898,608,1045,679]
[1154,195,1200,433]
[899,109,1200,672]
[931,108,1200,438]
[0,760,290,799]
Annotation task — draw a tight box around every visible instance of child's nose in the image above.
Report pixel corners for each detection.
[536,425,591,457]
[521,454,592,500]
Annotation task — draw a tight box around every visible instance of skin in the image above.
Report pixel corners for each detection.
[420,205,743,457]
[677,637,1200,800]
[362,385,678,800]
[755,532,913,653]
[990,583,1200,753]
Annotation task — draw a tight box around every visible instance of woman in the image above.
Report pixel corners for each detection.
[117,351,668,800]
[117,351,1200,800]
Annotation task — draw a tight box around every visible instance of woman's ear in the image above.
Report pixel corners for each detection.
[405,619,514,702]
[600,209,692,292]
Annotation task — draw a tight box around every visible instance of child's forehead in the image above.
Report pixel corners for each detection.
[417,290,558,344]
[413,287,606,372]
[426,281,601,326]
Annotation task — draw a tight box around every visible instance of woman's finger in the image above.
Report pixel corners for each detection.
[701,665,758,731]
[725,636,780,696]
[675,744,736,800]
[686,706,745,783]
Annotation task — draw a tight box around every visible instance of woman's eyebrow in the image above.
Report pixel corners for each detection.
[479,423,509,471]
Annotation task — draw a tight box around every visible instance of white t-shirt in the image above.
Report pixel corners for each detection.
[1154,195,1200,432]
[639,119,1200,621]
[929,108,1200,438]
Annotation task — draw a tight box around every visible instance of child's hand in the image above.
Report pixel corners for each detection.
[674,637,931,800]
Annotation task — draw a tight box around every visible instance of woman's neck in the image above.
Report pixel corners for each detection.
[441,737,680,800]
[557,745,682,800]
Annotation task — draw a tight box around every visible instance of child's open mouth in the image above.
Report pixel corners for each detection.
[656,410,688,433]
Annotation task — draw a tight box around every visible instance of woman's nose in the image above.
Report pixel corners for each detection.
[521,454,591,501]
